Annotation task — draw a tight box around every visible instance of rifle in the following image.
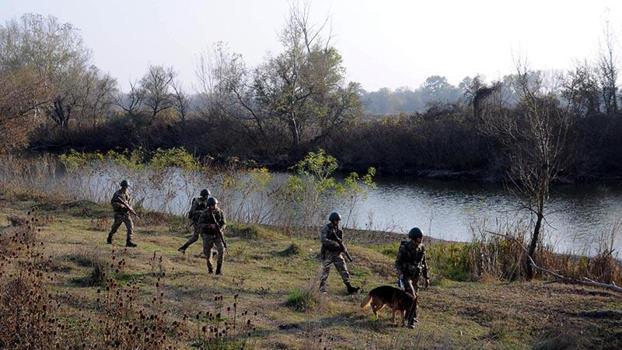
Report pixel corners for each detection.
[335,237,353,262]
[120,200,140,218]
[210,211,228,249]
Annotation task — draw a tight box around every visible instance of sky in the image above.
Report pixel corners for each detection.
[1,0,621,92]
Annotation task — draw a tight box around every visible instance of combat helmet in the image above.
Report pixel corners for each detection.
[329,212,341,222]
[408,227,423,240]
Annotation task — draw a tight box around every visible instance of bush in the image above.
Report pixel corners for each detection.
[285,288,318,312]
[149,147,199,171]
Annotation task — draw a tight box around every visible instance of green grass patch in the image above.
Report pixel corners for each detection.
[285,288,318,312]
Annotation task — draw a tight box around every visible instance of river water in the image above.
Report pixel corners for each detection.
[336,177,622,255]
[62,167,622,256]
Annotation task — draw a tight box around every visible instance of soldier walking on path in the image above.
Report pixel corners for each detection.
[107,180,138,247]
[197,197,226,275]
[319,212,360,295]
[395,227,430,328]
[178,188,210,253]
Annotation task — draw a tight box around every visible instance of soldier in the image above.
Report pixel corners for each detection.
[319,212,360,294]
[395,227,430,328]
[178,188,211,253]
[196,197,226,275]
[106,180,138,247]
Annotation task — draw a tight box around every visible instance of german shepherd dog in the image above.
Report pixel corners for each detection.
[360,285,416,325]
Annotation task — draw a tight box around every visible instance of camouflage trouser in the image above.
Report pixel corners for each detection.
[319,251,351,292]
[202,233,224,271]
[180,223,200,250]
[109,212,133,241]
[401,274,420,324]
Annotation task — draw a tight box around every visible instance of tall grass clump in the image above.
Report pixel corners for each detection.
[468,219,622,284]
[285,288,319,312]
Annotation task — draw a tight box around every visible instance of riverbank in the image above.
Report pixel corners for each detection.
[1,191,621,349]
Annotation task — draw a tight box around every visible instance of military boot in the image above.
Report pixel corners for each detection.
[126,240,137,248]
[345,282,360,295]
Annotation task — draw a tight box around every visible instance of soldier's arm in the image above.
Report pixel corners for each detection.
[188,199,198,217]
[320,225,340,249]
[395,245,405,276]
[111,192,128,208]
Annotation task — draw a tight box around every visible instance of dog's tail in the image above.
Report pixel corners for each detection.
[360,293,373,309]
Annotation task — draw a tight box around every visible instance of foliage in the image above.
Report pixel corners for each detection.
[59,149,105,170]
[278,149,376,228]
[149,147,199,171]
[0,67,49,153]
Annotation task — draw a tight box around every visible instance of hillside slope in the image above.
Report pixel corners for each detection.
[1,194,621,349]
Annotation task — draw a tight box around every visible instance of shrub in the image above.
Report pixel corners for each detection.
[285,288,318,312]
[149,147,199,171]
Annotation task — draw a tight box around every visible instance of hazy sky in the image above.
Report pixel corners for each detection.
[1,0,621,92]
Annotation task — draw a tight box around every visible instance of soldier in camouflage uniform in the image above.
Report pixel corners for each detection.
[197,197,226,274]
[395,227,430,328]
[106,180,137,247]
[178,189,211,253]
[319,212,360,294]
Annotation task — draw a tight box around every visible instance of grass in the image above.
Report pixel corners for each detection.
[285,288,318,312]
[1,194,621,349]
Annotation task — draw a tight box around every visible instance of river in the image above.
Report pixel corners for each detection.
[53,166,622,256]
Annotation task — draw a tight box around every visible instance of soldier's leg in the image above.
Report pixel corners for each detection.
[179,227,200,252]
[107,214,123,243]
[334,253,359,294]
[203,235,215,273]
[214,240,224,275]
[333,254,352,285]
[403,277,418,327]
[319,257,332,292]
[123,215,135,246]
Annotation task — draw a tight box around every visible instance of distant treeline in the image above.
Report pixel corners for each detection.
[3,13,622,181]
[360,76,466,116]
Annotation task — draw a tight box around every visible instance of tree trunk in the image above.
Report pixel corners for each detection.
[526,200,545,280]
[289,117,301,150]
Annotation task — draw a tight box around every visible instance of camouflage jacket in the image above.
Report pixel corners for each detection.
[197,208,226,235]
[188,197,208,223]
[320,223,343,253]
[111,189,131,214]
[395,240,429,279]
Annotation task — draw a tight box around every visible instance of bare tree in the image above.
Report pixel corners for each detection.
[477,63,574,279]
[115,81,143,117]
[171,79,189,123]
[598,20,618,115]
[140,65,175,123]
[80,66,118,126]
[196,42,268,136]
